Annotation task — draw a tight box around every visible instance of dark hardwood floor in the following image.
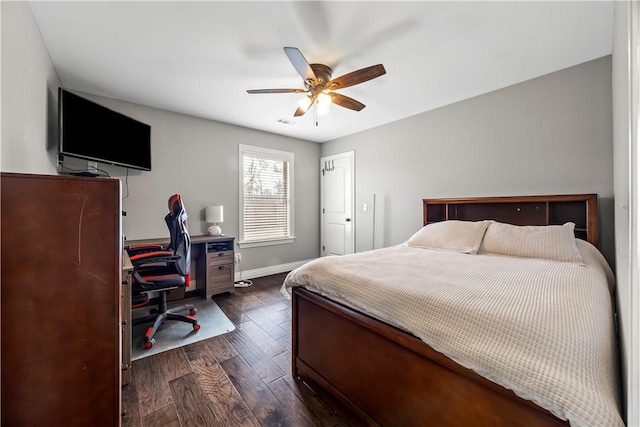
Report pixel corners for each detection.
[122,273,363,427]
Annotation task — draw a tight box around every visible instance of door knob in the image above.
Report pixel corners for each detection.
[345,218,351,222]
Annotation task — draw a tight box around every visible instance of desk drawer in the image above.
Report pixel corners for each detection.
[208,251,233,266]
[207,264,234,295]
[208,264,233,283]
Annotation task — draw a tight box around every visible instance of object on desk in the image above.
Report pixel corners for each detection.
[129,194,200,350]
[206,205,224,236]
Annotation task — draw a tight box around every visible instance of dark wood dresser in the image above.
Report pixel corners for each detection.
[1,172,122,426]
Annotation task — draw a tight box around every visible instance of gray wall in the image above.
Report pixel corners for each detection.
[1,1,61,174]
[322,56,615,265]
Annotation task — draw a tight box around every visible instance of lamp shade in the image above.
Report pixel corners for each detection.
[206,205,223,223]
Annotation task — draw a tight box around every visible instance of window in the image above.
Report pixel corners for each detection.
[239,145,294,247]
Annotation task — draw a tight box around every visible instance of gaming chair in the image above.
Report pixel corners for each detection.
[127,194,199,349]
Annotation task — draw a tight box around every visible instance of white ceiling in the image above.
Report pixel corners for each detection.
[28,1,614,143]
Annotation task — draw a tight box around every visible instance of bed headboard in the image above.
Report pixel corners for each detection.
[423,194,598,246]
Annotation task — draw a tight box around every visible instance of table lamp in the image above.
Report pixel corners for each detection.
[206,205,223,236]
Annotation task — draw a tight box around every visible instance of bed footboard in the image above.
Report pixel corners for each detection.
[291,287,569,427]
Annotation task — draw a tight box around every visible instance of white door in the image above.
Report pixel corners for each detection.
[321,151,355,256]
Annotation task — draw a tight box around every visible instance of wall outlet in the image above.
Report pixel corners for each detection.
[234,253,242,262]
[87,161,98,173]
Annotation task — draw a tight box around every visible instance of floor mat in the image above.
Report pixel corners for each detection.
[131,297,235,360]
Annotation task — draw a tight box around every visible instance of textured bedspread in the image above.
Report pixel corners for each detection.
[282,240,623,427]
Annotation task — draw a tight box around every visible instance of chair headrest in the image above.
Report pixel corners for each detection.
[168,194,186,217]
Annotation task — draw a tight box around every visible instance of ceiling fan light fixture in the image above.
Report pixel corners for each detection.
[316,92,331,115]
[317,104,330,116]
[297,95,313,113]
[317,92,331,107]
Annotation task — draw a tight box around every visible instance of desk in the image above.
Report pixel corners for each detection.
[125,235,235,299]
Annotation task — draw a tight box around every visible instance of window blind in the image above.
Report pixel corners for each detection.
[240,147,293,244]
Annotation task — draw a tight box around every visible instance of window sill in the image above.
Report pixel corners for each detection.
[238,237,295,249]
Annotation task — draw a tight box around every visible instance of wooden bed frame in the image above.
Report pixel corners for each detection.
[292,194,598,426]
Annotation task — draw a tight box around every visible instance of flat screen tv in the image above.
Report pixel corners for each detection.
[58,88,152,171]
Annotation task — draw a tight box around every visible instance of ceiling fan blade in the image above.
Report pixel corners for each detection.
[284,47,317,85]
[328,92,366,111]
[327,64,386,90]
[247,88,307,94]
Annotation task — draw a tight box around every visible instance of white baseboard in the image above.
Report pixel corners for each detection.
[234,259,315,282]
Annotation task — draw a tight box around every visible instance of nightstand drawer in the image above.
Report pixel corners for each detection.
[208,251,233,266]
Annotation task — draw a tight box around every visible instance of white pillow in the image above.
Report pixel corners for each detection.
[407,220,490,254]
[479,221,583,263]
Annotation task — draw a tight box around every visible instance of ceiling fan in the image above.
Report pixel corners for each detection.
[247,47,386,118]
